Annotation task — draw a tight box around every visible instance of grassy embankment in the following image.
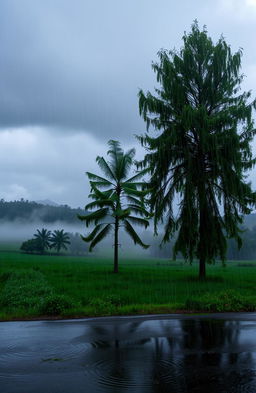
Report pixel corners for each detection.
[1,244,256,320]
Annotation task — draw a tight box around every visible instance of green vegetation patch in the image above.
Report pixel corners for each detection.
[186,289,256,312]
[0,268,78,317]
[88,294,124,316]
[0,269,52,309]
[40,294,78,316]
[1,252,256,320]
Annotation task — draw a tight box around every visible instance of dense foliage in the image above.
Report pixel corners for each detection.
[21,228,71,255]
[20,230,88,256]
[138,21,256,278]
[20,238,43,254]
[0,199,84,223]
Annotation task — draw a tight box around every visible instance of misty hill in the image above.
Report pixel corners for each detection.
[35,199,59,207]
[1,198,256,227]
[0,199,85,224]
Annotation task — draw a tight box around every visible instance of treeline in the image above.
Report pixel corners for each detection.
[226,226,256,260]
[149,226,256,261]
[21,229,88,256]
[0,199,85,223]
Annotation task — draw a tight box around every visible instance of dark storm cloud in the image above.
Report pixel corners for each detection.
[0,0,206,138]
[1,0,256,206]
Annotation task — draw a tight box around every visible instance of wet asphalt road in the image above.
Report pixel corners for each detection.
[1,313,256,392]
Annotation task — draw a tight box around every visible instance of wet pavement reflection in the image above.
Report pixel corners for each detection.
[1,314,256,392]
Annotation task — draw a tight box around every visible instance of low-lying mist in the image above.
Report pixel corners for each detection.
[0,220,84,242]
[0,220,156,257]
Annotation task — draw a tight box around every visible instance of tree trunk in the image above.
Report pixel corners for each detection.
[199,206,207,280]
[114,217,119,273]
[198,174,207,280]
[199,257,206,280]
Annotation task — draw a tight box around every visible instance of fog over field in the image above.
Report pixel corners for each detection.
[0,220,83,242]
[0,218,153,258]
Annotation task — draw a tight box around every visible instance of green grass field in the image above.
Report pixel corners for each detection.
[1,245,256,320]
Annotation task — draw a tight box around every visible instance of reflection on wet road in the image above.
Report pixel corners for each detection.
[1,314,256,392]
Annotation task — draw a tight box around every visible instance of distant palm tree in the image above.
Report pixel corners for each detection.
[50,229,70,254]
[33,228,52,254]
[78,140,150,273]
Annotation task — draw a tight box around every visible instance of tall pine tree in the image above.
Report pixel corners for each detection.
[138,21,256,279]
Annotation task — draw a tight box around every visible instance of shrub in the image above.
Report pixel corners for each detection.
[20,238,43,254]
[105,294,123,307]
[89,298,115,315]
[185,289,256,312]
[39,294,77,316]
[88,294,125,315]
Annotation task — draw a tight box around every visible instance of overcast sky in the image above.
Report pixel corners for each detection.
[1,0,256,207]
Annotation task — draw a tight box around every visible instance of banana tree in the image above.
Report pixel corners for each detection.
[78,140,150,273]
